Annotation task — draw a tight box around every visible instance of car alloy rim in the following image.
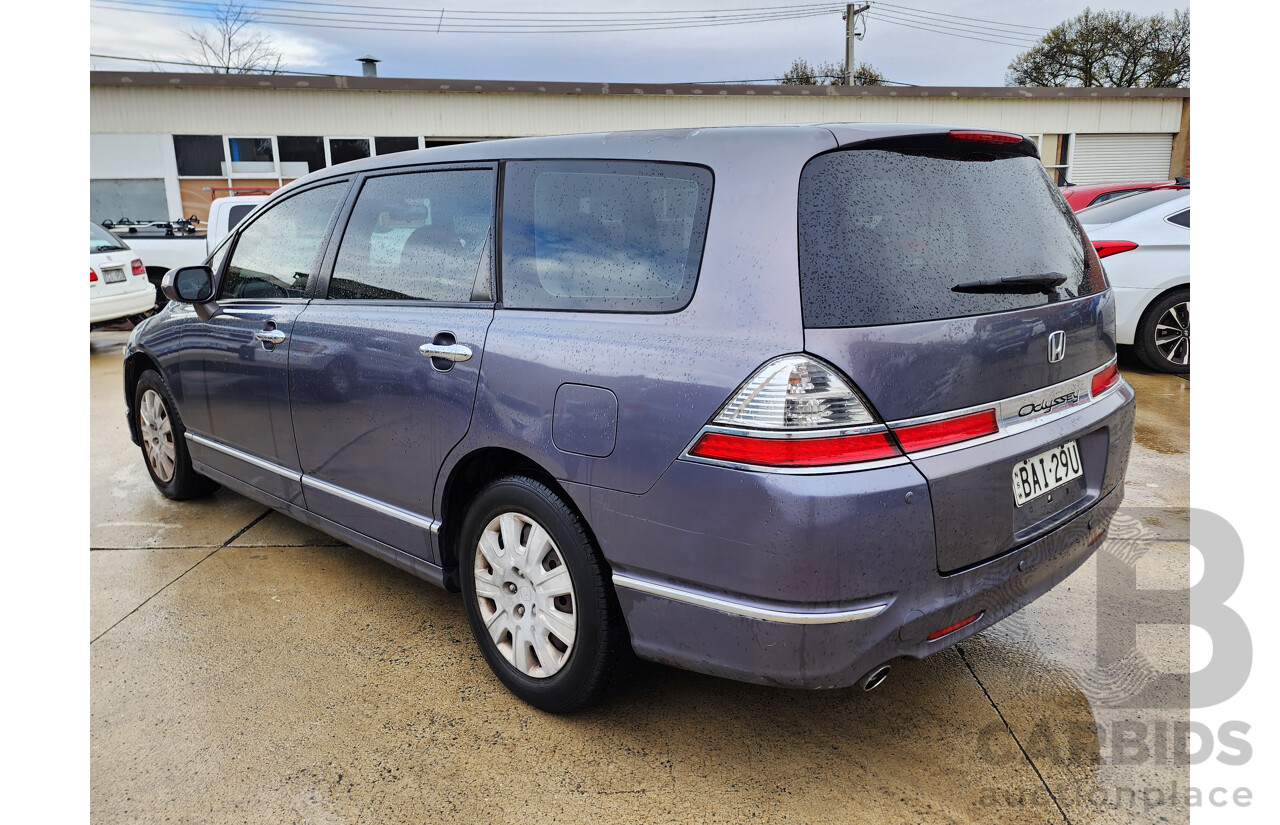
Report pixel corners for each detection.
[139,389,176,482]
[1154,301,1190,366]
[472,511,577,678]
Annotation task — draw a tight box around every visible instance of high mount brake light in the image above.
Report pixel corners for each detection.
[890,409,999,453]
[1091,362,1120,397]
[1091,240,1139,259]
[688,431,900,468]
[947,130,1023,145]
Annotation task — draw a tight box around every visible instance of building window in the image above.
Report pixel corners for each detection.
[173,135,225,176]
[329,138,371,165]
[278,136,326,176]
[374,136,421,155]
[227,137,276,175]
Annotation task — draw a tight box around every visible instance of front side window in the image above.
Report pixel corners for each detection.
[220,184,346,300]
[501,160,713,312]
[330,170,493,301]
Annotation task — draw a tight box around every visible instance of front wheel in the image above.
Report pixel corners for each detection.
[458,476,626,712]
[134,369,218,500]
[1134,288,1190,374]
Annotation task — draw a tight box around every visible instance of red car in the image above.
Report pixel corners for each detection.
[1059,178,1188,211]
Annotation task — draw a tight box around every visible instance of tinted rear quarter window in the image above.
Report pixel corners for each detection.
[1166,208,1190,228]
[501,160,713,312]
[798,146,1102,327]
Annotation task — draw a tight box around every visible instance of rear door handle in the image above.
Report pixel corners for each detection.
[418,343,472,362]
[255,330,287,345]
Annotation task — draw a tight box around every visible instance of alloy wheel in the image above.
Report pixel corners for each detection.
[1154,301,1190,367]
[139,388,176,482]
[472,511,578,678]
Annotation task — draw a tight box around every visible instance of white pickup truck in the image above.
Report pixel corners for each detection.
[104,195,268,304]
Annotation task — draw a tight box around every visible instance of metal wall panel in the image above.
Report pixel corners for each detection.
[91,86,1186,140]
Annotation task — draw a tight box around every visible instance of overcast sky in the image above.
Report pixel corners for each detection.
[88,1,1187,87]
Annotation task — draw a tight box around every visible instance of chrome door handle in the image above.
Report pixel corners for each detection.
[255,330,287,345]
[418,343,472,362]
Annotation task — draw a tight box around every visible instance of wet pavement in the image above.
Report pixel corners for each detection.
[90,334,1190,824]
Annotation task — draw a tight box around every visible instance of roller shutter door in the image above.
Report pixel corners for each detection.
[1070,134,1174,184]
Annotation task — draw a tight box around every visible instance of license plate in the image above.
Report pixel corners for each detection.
[1012,441,1083,507]
[102,267,126,284]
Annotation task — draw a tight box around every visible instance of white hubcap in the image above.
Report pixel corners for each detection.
[472,511,577,678]
[139,389,176,483]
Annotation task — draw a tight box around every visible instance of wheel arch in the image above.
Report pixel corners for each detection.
[437,446,600,588]
[1135,282,1190,333]
[123,349,164,445]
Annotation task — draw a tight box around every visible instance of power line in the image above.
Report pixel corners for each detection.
[870,7,1042,42]
[875,2,1049,32]
[868,13,1038,49]
[89,52,338,75]
[91,0,848,33]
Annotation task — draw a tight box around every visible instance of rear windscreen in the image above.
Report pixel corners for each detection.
[798,146,1103,328]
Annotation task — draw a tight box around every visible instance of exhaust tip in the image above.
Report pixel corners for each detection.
[857,664,891,692]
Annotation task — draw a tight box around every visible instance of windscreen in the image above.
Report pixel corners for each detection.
[89,222,127,253]
[798,145,1104,328]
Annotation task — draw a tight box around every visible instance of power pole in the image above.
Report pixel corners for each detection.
[844,4,871,85]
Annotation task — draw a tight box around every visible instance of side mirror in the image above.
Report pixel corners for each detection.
[161,266,220,320]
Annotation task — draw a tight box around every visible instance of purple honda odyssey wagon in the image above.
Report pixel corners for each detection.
[125,124,1134,711]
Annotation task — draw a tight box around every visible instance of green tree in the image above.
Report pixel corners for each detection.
[779,57,885,86]
[1006,7,1189,87]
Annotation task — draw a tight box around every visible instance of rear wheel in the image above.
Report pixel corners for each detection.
[134,369,218,500]
[1134,288,1190,374]
[458,476,626,712]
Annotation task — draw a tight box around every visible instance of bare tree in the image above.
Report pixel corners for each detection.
[1006,7,1189,87]
[183,2,283,74]
[779,57,885,86]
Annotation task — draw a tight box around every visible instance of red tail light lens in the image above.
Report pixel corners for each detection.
[1091,362,1120,397]
[1091,240,1138,259]
[131,259,146,276]
[948,129,1023,145]
[928,612,984,641]
[688,430,900,468]
[90,268,98,282]
[891,409,998,453]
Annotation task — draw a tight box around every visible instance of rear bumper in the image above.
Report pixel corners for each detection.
[90,285,156,324]
[572,377,1134,689]
[612,485,1119,689]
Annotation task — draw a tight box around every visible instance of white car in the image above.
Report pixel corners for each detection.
[1078,189,1190,373]
[90,222,156,325]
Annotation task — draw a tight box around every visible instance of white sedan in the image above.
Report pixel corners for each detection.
[1078,189,1190,373]
[90,222,156,325]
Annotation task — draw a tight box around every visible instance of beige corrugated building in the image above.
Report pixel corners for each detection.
[90,71,1190,224]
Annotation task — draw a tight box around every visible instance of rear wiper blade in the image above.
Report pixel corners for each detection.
[952,273,1068,294]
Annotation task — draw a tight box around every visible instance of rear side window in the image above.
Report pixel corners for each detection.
[798,146,1103,328]
[220,183,345,300]
[1167,208,1190,228]
[501,160,713,312]
[330,170,493,301]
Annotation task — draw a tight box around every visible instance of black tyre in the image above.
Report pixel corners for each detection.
[1134,288,1190,374]
[458,475,626,712]
[134,369,219,500]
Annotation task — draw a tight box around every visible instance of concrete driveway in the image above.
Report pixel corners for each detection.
[90,333,1190,824]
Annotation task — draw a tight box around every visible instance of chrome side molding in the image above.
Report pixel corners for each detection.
[612,572,889,625]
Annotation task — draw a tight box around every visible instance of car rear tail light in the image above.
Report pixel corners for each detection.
[1091,240,1138,259]
[90,268,98,282]
[688,430,899,468]
[928,612,983,641]
[1091,362,1120,397]
[713,355,876,430]
[131,259,146,276]
[890,409,999,453]
[947,129,1023,145]
[686,355,899,469]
